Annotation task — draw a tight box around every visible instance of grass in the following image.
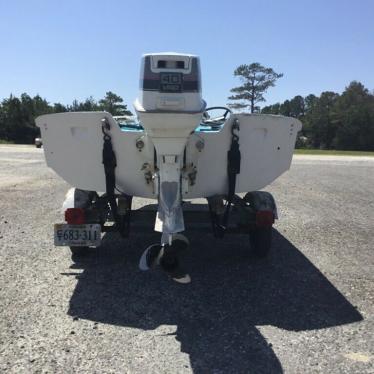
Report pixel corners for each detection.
[0,139,14,144]
[294,149,374,156]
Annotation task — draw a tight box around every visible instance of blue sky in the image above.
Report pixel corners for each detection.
[1,0,373,111]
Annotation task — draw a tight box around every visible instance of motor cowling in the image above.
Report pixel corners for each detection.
[135,52,205,112]
[134,53,206,147]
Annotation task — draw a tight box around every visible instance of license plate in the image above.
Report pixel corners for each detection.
[54,224,101,247]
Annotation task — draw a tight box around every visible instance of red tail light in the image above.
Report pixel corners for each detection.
[256,210,274,227]
[65,208,85,224]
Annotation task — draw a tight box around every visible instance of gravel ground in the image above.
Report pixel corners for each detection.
[0,145,373,373]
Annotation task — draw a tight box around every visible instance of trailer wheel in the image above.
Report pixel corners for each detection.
[249,227,272,258]
[70,246,90,258]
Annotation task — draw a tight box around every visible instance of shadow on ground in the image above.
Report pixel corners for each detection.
[67,229,362,373]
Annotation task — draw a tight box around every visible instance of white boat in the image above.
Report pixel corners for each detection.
[37,111,300,199]
[36,52,301,269]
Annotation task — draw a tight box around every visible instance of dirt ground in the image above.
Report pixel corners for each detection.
[0,145,373,373]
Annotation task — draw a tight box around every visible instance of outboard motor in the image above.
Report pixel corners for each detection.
[134,53,206,240]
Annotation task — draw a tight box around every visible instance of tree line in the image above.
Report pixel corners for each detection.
[227,62,374,151]
[0,91,131,144]
[261,81,374,150]
[2,72,374,150]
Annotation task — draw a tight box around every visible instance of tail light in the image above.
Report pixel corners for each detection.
[65,208,85,224]
[256,210,274,228]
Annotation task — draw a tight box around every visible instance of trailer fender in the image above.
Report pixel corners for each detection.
[244,191,278,219]
[61,188,92,212]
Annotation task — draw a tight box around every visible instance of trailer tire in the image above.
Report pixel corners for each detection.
[249,227,272,258]
[70,246,90,258]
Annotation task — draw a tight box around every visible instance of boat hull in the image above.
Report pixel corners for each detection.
[36,112,301,198]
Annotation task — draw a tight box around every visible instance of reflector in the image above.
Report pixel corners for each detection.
[65,208,85,225]
[256,210,274,227]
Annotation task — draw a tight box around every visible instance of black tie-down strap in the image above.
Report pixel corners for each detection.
[209,118,241,237]
[101,118,119,224]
